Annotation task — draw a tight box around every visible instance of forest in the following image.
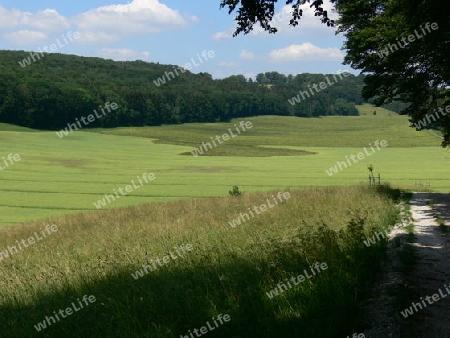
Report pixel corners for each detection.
[0,50,389,130]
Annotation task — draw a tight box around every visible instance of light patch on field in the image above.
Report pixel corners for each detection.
[168,166,238,173]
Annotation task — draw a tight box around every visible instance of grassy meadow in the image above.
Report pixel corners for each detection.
[0,105,444,336]
[0,105,447,227]
[0,185,400,337]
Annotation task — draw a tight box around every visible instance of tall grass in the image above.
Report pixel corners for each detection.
[0,185,400,337]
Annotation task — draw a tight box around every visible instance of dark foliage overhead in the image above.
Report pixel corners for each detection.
[220,0,337,36]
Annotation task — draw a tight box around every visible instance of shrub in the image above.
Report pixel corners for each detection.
[228,186,242,197]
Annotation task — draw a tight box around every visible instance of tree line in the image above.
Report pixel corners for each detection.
[0,50,379,130]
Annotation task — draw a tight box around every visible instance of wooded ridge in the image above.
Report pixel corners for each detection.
[0,50,391,130]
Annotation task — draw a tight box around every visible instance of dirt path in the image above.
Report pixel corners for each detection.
[361,193,450,337]
[408,193,450,336]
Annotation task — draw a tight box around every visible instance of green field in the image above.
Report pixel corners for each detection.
[0,106,436,336]
[0,105,447,227]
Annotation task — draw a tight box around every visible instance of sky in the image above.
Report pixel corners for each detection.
[0,0,355,79]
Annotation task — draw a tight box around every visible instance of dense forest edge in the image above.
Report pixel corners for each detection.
[0,50,406,130]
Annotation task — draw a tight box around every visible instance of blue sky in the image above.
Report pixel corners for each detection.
[0,0,354,79]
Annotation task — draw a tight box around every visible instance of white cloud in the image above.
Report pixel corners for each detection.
[0,1,190,45]
[0,7,22,29]
[190,15,200,23]
[218,61,237,67]
[0,0,189,45]
[239,49,256,60]
[213,70,255,81]
[24,9,70,32]
[0,6,69,32]
[99,48,150,61]
[268,43,343,62]
[228,2,338,38]
[81,31,118,43]
[274,3,338,32]
[212,31,232,40]
[4,30,48,45]
[211,70,228,79]
[73,0,187,43]
[244,72,257,80]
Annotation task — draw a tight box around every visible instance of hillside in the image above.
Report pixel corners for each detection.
[0,50,366,130]
[0,113,445,227]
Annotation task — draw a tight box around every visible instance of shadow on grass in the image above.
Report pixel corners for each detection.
[0,250,374,338]
[1,186,402,337]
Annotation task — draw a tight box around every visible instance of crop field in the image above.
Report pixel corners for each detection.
[0,105,447,227]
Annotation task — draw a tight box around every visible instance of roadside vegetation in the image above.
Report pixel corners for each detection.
[0,185,400,337]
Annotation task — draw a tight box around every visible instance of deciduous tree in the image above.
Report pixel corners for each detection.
[221,0,450,145]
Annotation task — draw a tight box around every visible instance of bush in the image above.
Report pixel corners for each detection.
[228,186,242,197]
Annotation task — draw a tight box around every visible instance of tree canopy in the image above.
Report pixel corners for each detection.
[220,0,337,36]
[0,50,364,130]
[221,0,450,145]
